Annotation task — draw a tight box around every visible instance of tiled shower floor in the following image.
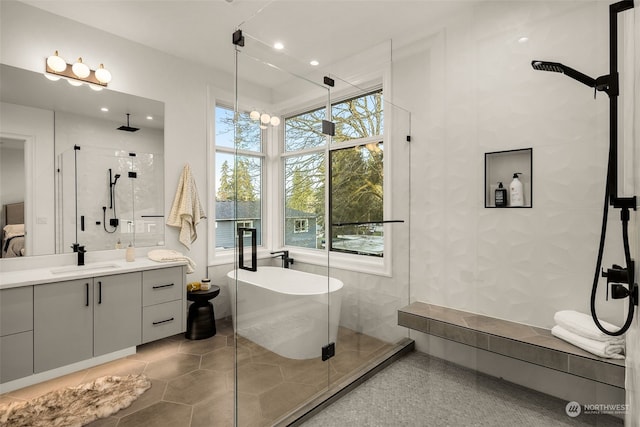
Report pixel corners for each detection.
[0,319,392,426]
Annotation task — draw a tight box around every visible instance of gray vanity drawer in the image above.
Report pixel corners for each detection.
[142,267,183,306]
[142,299,182,343]
[1,331,33,383]
[1,286,33,336]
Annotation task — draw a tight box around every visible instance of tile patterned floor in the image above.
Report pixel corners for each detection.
[0,319,392,427]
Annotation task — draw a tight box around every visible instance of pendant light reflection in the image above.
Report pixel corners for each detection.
[250,110,280,129]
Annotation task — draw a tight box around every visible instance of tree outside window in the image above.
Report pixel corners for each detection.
[284,89,384,256]
[215,105,263,249]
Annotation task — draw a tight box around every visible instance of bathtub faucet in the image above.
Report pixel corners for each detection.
[271,250,294,269]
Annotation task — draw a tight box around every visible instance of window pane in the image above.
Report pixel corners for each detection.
[330,143,383,256]
[214,152,262,248]
[215,105,262,152]
[284,153,325,249]
[284,107,326,152]
[332,91,383,144]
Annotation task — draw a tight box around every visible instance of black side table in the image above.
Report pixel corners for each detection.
[185,286,220,340]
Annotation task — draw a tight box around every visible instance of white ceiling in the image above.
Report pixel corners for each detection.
[20,0,478,89]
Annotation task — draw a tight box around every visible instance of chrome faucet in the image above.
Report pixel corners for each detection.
[271,250,294,269]
[72,243,86,266]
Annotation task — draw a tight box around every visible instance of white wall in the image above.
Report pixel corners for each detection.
[409,0,633,330]
[0,145,25,212]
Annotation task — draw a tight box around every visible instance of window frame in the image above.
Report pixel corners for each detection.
[210,102,268,264]
[280,84,393,276]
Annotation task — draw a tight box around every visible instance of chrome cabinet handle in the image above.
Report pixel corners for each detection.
[98,281,102,304]
[152,283,174,289]
[152,317,174,325]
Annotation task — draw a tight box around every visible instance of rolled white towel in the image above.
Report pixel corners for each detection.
[551,325,625,359]
[554,310,625,343]
[147,249,196,274]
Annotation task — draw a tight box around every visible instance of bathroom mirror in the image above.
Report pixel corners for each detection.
[0,63,165,258]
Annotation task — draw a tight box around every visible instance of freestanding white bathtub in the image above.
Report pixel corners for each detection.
[227,266,343,360]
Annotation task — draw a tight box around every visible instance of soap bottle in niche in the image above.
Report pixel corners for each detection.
[126,243,135,262]
[115,239,122,249]
[509,173,524,207]
[495,182,507,207]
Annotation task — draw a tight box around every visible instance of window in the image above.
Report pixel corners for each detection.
[283,89,384,256]
[214,105,263,250]
[294,219,309,233]
[237,220,254,229]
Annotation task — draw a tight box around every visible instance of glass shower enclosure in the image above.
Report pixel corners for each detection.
[229,6,414,424]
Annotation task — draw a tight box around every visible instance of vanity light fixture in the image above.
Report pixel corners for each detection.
[250,110,280,129]
[44,51,112,87]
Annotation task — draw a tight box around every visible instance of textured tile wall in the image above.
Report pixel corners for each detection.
[410,1,631,330]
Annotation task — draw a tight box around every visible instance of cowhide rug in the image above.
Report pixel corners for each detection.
[0,374,151,427]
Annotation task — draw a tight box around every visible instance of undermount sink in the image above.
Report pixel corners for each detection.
[50,263,121,275]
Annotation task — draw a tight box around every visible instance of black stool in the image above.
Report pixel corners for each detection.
[185,286,220,340]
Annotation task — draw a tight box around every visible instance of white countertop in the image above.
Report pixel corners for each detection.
[0,257,187,289]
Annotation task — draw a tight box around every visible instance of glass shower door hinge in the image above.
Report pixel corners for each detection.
[322,342,335,361]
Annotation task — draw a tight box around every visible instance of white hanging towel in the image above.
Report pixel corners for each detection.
[166,164,206,250]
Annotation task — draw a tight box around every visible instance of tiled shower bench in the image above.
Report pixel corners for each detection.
[398,302,625,389]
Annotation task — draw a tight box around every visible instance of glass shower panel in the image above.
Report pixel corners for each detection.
[131,152,164,247]
[325,83,413,387]
[75,146,134,251]
[233,29,332,426]
[57,146,77,253]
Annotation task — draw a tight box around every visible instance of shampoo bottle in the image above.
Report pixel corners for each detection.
[495,182,507,207]
[509,173,524,207]
[126,243,135,262]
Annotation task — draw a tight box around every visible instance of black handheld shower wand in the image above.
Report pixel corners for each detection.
[104,168,121,233]
[531,0,637,336]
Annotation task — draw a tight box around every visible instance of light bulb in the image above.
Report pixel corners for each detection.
[72,57,90,78]
[250,110,260,121]
[270,116,280,126]
[95,64,112,84]
[260,113,271,124]
[47,51,67,72]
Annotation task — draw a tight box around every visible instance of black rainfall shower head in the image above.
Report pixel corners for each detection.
[117,113,140,132]
[531,60,596,89]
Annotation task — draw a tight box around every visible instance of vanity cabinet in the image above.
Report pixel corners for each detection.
[93,273,142,356]
[1,264,185,387]
[34,279,94,372]
[0,286,34,383]
[34,272,143,372]
[142,267,184,343]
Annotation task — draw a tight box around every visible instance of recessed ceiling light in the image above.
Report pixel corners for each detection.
[274,42,284,50]
[518,36,529,43]
[310,60,319,66]
[100,107,109,112]
[146,116,153,120]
